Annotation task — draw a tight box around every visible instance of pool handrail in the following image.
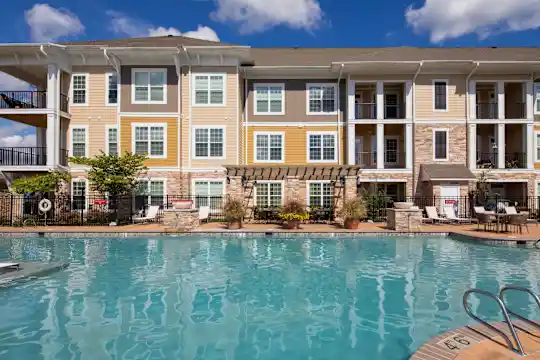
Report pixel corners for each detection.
[462,288,525,355]
[499,286,540,331]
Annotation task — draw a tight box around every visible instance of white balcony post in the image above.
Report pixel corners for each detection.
[497,124,506,169]
[405,123,413,169]
[376,81,384,120]
[376,123,384,169]
[348,78,355,120]
[527,124,534,169]
[46,63,60,166]
[526,81,534,119]
[497,81,505,120]
[405,81,412,119]
[468,124,477,170]
[36,128,46,148]
[469,80,476,120]
[347,123,355,165]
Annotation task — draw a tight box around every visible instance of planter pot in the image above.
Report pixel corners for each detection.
[228,219,242,230]
[344,218,360,230]
[394,202,413,209]
[283,220,300,230]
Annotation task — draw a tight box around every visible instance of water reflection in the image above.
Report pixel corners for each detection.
[0,236,538,360]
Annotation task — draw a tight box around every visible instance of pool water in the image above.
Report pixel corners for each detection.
[0,236,539,360]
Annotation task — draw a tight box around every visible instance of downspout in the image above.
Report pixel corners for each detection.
[337,64,344,164]
[411,61,423,196]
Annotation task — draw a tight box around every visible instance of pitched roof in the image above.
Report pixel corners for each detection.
[419,164,476,182]
[61,35,234,47]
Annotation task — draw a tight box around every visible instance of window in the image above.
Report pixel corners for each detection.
[135,180,165,210]
[308,182,333,208]
[193,180,224,209]
[535,132,540,162]
[193,74,226,106]
[72,180,87,210]
[132,69,166,104]
[307,84,337,114]
[254,84,284,114]
[535,83,540,114]
[133,124,166,158]
[194,127,225,158]
[385,137,399,165]
[254,132,283,162]
[106,73,118,105]
[256,182,283,208]
[433,129,448,160]
[308,132,336,162]
[72,74,88,105]
[107,127,118,155]
[433,80,448,111]
[71,127,87,157]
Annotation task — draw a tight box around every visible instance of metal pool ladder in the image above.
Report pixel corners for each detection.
[499,286,540,332]
[463,288,526,355]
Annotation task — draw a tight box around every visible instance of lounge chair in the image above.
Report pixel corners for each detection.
[443,206,472,224]
[504,206,518,215]
[199,206,210,224]
[133,205,160,223]
[424,206,451,224]
[477,213,495,231]
[0,262,19,270]
[508,213,529,234]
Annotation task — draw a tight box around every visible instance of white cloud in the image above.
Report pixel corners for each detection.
[406,0,540,43]
[0,122,35,147]
[211,0,323,33]
[25,3,84,42]
[0,134,36,147]
[0,73,30,91]
[107,11,220,41]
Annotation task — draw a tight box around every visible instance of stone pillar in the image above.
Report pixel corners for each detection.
[227,176,244,200]
[244,180,256,221]
[335,175,357,223]
[285,176,300,203]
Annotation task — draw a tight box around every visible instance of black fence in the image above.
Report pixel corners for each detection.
[0,147,47,166]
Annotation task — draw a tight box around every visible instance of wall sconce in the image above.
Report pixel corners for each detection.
[241,175,247,186]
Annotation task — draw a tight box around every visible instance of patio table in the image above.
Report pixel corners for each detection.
[490,213,510,233]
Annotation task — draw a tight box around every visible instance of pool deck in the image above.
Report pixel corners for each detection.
[411,319,540,359]
[0,223,538,243]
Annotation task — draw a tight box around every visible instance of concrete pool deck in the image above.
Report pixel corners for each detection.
[0,261,69,286]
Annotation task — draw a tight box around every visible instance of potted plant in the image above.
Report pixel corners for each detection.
[278,200,309,229]
[340,198,366,230]
[223,198,245,230]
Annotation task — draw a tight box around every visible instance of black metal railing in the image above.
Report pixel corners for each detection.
[356,151,377,168]
[384,150,406,169]
[0,147,47,166]
[0,91,47,109]
[60,93,69,113]
[384,104,404,119]
[476,102,498,119]
[355,102,376,119]
[506,102,526,119]
[477,152,497,169]
[505,152,527,169]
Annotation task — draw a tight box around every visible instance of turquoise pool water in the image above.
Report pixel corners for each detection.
[0,235,539,360]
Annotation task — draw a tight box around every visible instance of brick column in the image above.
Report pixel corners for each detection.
[227,176,244,200]
[244,180,256,221]
[285,176,300,203]
[335,175,357,223]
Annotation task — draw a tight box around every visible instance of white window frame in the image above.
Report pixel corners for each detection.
[192,126,226,160]
[306,180,333,208]
[105,125,118,156]
[433,128,449,161]
[254,180,284,208]
[192,73,227,107]
[535,131,540,162]
[384,135,400,166]
[71,178,89,210]
[432,79,449,112]
[306,83,338,115]
[253,131,285,163]
[131,123,167,159]
[131,68,167,105]
[534,83,540,115]
[254,83,285,115]
[134,177,167,207]
[191,178,226,212]
[105,72,118,106]
[71,73,89,106]
[70,125,89,157]
[306,131,338,163]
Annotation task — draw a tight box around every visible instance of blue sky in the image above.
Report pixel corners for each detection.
[1,0,540,145]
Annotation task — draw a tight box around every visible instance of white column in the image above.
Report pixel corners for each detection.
[347,123,355,165]
[527,123,534,169]
[526,81,534,120]
[348,78,355,120]
[469,80,477,120]
[376,81,384,120]
[468,124,477,170]
[497,124,505,169]
[405,123,413,169]
[46,64,60,166]
[497,81,505,120]
[46,114,59,166]
[405,81,413,120]
[376,123,384,169]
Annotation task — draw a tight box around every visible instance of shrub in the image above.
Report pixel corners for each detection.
[279,200,309,222]
[223,198,246,222]
[340,198,366,221]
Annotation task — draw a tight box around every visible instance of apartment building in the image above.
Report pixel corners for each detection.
[0,37,539,214]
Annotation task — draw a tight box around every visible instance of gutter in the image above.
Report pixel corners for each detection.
[337,64,344,164]
[411,61,423,196]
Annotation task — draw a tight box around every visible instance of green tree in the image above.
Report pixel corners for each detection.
[70,151,148,195]
[10,171,71,194]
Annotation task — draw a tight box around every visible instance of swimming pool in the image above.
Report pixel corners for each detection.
[0,235,539,360]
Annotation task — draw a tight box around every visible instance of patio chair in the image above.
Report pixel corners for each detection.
[504,206,518,215]
[133,205,160,223]
[443,207,473,224]
[507,213,529,234]
[199,206,210,224]
[476,213,495,231]
[424,206,451,224]
[0,262,19,270]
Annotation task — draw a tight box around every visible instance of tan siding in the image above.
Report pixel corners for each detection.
[119,117,178,167]
[415,75,466,120]
[246,126,344,165]
[69,66,117,158]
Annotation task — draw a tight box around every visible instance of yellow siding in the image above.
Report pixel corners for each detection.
[415,75,466,120]
[119,117,178,167]
[246,126,344,165]
[69,66,117,157]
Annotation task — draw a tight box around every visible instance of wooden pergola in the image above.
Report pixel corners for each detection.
[224,165,362,181]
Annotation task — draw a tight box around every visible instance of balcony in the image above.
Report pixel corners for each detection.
[476,103,498,119]
[355,103,376,119]
[505,152,526,169]
[0,147,68,167]
[0,91,69,112]
[356,152,377,168]
[476,152,527,169]
[477,152,497,169]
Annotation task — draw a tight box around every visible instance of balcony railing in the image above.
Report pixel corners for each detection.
[0,91,47,109]
[505,152,527,169]
[476,102,498,119]
[355,103,376,119]
[384,104,404,119]
[506,102,526,119]
[0,147,47,166]
[356,152,377,168]
[477,152,497,169]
